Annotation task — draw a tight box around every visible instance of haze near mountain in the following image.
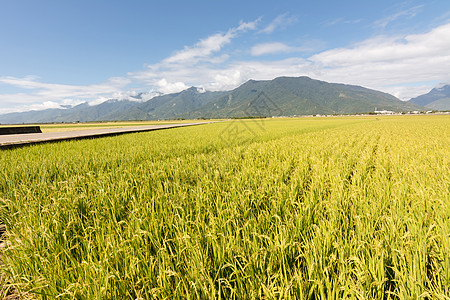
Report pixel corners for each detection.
[0,77,424,124]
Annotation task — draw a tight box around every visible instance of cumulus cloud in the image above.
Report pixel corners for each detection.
[157,79,189,94]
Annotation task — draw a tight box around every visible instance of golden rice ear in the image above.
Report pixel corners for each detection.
[0,116,448,298]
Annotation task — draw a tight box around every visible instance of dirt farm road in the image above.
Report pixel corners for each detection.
[0,121,216,149]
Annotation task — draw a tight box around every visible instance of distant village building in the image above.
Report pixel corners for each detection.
[374,109,395,115]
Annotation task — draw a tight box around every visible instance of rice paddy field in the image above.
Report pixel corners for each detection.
[0,115,449,299]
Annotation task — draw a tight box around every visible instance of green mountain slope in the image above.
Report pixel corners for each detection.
[188,77,422,118]
[0,77,424,124]
[133,87,226,119]
[424,98,450,110]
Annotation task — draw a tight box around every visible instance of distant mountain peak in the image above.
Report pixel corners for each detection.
[436,84,450,92]
[408,84,450,110]
[183,86,207,94]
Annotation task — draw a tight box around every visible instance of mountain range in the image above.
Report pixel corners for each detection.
[408,85,450,110]
[0,76,426,124]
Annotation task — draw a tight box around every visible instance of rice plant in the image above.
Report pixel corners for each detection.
[0,115,448,299]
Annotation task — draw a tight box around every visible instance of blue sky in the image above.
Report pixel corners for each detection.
[1,0,449,113]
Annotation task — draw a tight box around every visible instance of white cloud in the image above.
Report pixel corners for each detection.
[251,42,307,56]
[157,79,189,94]
[0,76,130,102]
[163,19,260,65]
[210,70,243,91]
[2,18,450,114]
[203,58,315,91]
[60,98,86,107]
[323,18,362,27]
[374,5,424,28]
[312,23,450,66]
[260,13,297,34]
[382,84,436,100]
[163,32,234,64]
[128,18,261,94]
[236,19,260,31]
[108,90,158,102]
[0,75,42,89]
[39,101,64,109]
[0,98,87,114]
[0,75,131,113]
[0,18,260,113]
[309,22,450,98]
[154,21,449,98]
